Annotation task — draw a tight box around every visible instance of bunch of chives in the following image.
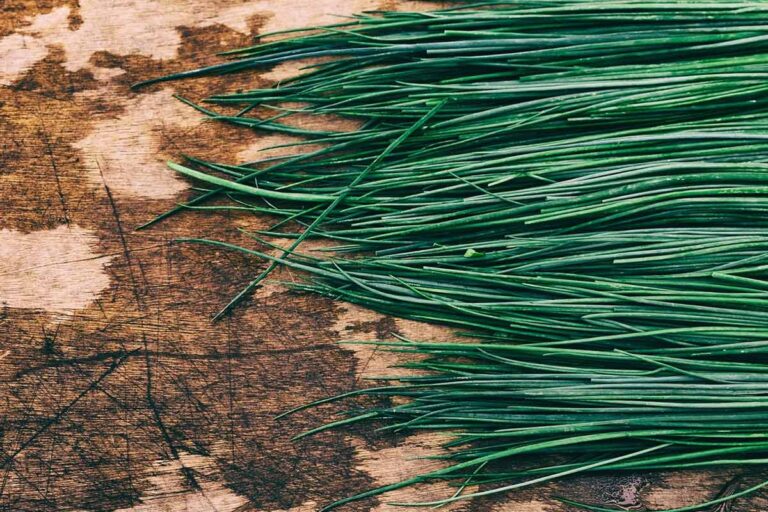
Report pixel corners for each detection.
[134,1,768,509]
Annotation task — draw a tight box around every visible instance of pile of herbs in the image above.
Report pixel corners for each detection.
[135,1,768,510]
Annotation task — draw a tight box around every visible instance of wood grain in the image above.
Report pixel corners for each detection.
[0,1,763,511]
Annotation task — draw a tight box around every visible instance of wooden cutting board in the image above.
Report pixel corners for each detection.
[0,1,754,510]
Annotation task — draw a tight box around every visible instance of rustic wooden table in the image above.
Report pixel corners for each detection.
[0,1,757,511]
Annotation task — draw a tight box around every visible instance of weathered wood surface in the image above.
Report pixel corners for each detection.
[0,1,762,511]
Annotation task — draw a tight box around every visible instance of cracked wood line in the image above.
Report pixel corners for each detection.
[0,1,762,511]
